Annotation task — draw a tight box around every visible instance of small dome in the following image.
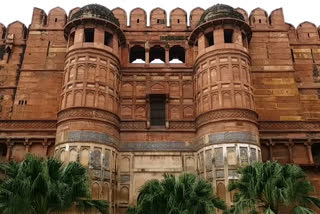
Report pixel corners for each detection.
[198,4,244,25]
[71,4,120,26]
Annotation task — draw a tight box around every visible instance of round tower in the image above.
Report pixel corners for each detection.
[55,4,125,207]
[189,4,260,203]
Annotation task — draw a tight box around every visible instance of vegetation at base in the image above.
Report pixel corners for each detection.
[228,161,320,214]
[127,173,226,214]
[0,154,108,214]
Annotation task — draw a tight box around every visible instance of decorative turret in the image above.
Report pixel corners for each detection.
[198,4,245,24]
[189,4,260,204]
[55,4,126,210]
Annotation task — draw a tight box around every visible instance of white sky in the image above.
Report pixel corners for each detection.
[1,0,319,28]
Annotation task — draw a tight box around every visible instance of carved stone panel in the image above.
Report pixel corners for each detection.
[240,147,249,166]
[205,150,212,171]
[90,149,102,169]
[250,148,257,163]
[215,147,224,167]
[227,147,237,165]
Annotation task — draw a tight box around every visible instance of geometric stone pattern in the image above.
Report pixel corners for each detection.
[208,132,258,145]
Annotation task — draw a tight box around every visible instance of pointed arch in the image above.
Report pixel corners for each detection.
[190,7,204,28]
[249,8,268,26]
[68,7,80,20]
[112,7,127,27]
[130,8,147,28]
[297,21,319,40]
[235,8,249,23]
[269,8,284,25]
[170,8,187,28]
[150,7,167,28]
[7,21,27,40]
[48,7,67,27]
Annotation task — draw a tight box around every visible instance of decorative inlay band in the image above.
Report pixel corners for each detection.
[259,121,320,132]
[57,130,118,145]
[196,109,258,128]
[58,107,120,126]
[0,120,57,130]
[119,141,192,152]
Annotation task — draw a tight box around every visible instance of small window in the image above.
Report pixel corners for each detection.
[177,19,180,24]
[84,28,94,43]
[312,144,320,164]
[150,94,166,127]
[55,18,58,22]
[205,32,214,47]
[242,33,248,48]
[259,19,262,24]
[46,41,50,56]
[291,49,295,63]
[5,47,11,63]
[137,19,140,23]
[157,19,165,24]
[0,143,7,162]
[69,32,75,47]
[224,29,234,43]
[104,31,113,47]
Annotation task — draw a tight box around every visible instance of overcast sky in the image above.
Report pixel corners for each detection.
[1,0,319,28]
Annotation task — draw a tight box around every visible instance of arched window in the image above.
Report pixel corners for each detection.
[150,45,165,64]
[169,45,185,63]
[0,143,7,162]
[84,28,94,43]
[205,32,214,47]
[224,29,234,43]
[242,33,248,48]
[69,32,75,47]
[130,45,145,63]
[312,143,320,164]
[104,31,113,47]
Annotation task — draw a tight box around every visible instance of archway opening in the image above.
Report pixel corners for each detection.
[150,45,165,64]
[130,45,145,63]
[169,45,185,63]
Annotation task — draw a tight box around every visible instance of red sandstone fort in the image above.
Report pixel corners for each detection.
[0,3,320,213]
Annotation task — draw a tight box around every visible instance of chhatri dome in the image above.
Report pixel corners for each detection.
[70,4,120,26]
[198,4,245,25]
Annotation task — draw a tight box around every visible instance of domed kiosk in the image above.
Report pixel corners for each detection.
[198,4,245,24]
[71,4,120,25]
[189,4,251,45]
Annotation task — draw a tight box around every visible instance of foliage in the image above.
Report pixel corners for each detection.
[0,154,108,214]
[127,173,226,214]
[229,161,320,214]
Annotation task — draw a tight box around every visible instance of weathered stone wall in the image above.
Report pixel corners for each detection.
[0,5,319,214]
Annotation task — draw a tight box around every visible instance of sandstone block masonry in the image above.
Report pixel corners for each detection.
[0,4,320,214]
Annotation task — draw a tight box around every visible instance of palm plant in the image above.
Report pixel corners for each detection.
[229,161,320,214]
[0,154,108,214]
[127,173,226,214]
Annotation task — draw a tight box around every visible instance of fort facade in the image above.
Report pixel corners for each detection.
[0,3,320,213]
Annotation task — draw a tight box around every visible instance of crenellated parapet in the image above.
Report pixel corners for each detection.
[0,21,27,120]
